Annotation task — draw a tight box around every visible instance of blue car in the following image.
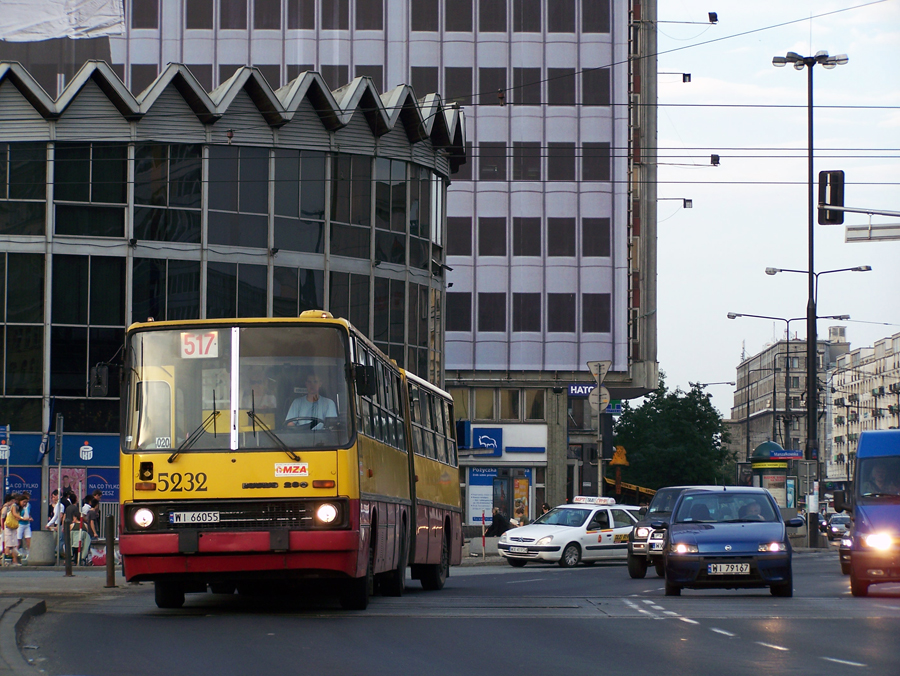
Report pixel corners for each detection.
[652,487,804,597]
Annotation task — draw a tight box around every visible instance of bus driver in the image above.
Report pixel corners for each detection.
[285,372,337,430]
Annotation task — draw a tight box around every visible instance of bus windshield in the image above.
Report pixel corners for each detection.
[123,324,352,453]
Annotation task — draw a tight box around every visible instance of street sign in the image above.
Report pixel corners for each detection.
[586,360,611,384]
[588,385,611,412]
[0,444,9,460]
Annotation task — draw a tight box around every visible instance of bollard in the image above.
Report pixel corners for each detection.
[64,517,73,577]
[105,514,116,587]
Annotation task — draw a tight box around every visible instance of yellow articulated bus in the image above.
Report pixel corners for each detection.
[118,310,462,609]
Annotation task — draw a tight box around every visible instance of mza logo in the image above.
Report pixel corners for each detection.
[472,428,502,456]
[275,463,309,477]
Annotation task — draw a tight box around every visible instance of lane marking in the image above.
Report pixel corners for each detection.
[874,604,900,611]
[664,611,679,616]
[679,617,699,625]
[650,605,664,610]
[821,657,866,667]
[505,578,543,584]
[711,628,736,637]
[756,642,789,651]
[642,600,655,605]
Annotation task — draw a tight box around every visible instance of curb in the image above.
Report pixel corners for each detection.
[0,598,45,676]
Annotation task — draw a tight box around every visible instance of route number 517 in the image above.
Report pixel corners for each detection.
[181,331,219,359]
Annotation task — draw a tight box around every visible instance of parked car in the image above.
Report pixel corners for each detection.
[654,486,804,597]
[498,497,640,567]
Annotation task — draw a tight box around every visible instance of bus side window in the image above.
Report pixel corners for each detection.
[432,395,448,463]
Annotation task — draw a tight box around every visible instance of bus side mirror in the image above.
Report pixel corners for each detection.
[354,365,377,397]
[89,364,108,397]
[833,490,849,514]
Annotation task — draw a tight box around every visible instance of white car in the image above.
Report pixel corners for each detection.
[497,497,641,567]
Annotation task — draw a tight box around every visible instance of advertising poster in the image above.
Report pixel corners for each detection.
[514,476,530,524]
[467,467,497,525]
[49,467,87,500]
[786,478,796,509]
[87,469,120,503]
[762,474,787,507]
[736,462,752,487]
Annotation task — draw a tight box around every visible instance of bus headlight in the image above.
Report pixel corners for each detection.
[863,533,893,551]
[316,503,338,524]
[132,508,154,529]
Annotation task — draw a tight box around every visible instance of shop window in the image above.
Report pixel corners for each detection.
[474,389,494,420]
[512,0,540,32]
[445,0,472,31]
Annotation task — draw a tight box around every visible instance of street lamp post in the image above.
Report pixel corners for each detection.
[771,48,848,492]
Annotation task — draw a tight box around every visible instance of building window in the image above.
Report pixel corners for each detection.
[547,293,575,332]
[524,388,544,420]
[131,0,159,29]
[547,143,575,181]
[478,142,506,181]
[288,0,315,28]
[583,293,611,333]
[582,217,610,257]
[273,267,324,317]
[474,388,494,419]
[513,293,540,332]
[131,64,158,93]
[220,0,247,29]
[547,68,575,105]
[478,292,506,332]
[132,258,201,322]
[512,142,541,181]
[134,144,202,243]
[446,292,472,331]
[548,0,574,32]
[479,67,506,106]
[583,142,611,181]
[583,68,610,106]
[512,68,541,105]
[411,0,438,31]
[2,254,44,397]
[185,0,213,29]
[500,389,520,419]
[54,143,126,238]
[445,0,472,31]
[411,67,439,98]
[321,64,349,86]
[207,262,267,319]
[373,278,407,354]
[547,218,575,256]
[356,0,383,29]
[274,149,326,253]
[330,154,372,260]
[449,388,469,419]
[208,145,268,248]
[444,67,472,106]
[512,0,540,32]
[513,217,540,256]
[447,217,472,256]
[330,271,370,333]
[253,0,281,29]
[322,0,349,29]
[374,158,407,265]
[0,143,46,236]
[583,0,610,33]
[186,64,213,91]
[355,64,383,89]
[479,0,506,32]
[478,217,506,256]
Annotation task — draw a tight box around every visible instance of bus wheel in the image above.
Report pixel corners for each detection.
[341,543,375,610]
[421,534,450,591]
[155,581,185,609]
[380,532,407,597]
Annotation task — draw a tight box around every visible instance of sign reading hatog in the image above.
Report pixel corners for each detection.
[0,0,125,42]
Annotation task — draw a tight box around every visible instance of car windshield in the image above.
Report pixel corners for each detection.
[123,324,352,453]
[831,516,849,524]
[674,493,779,523]
[647,488,684,515]
[857,457,900,498]
[533,508,590,528]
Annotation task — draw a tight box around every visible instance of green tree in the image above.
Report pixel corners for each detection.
[612,374,734,490]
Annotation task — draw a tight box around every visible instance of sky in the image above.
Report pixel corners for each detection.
[654,0,900,417]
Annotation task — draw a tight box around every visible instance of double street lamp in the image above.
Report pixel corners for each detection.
[771,50,848,468]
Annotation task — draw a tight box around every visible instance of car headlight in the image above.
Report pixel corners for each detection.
[841,537,852,548]
[831,526,840,532]
[670,542,699,554]
[863,533,893,550]
[132,507,154,529]
[635,527,650,539]
[536,535,554,545]
[499,532,508,543]
[316,503,338,524]
[758,542,787,552]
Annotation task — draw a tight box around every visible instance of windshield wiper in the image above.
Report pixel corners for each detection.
[169,390,220,463]
[247,390,300,462]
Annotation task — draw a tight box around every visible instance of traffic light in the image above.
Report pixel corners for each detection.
[818,170,844,225]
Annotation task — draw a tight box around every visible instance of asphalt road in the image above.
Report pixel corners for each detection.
[21,551,900,676]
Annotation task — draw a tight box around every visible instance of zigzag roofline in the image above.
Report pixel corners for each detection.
[0,61,466,171]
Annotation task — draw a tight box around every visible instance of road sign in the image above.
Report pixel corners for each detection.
[0,444,9,460]
[588,385,611,412]
[586,360,611,384]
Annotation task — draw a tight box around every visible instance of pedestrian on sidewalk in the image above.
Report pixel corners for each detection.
[2,493,22,566]
[484,507,514,537]
[16,491,33,561]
